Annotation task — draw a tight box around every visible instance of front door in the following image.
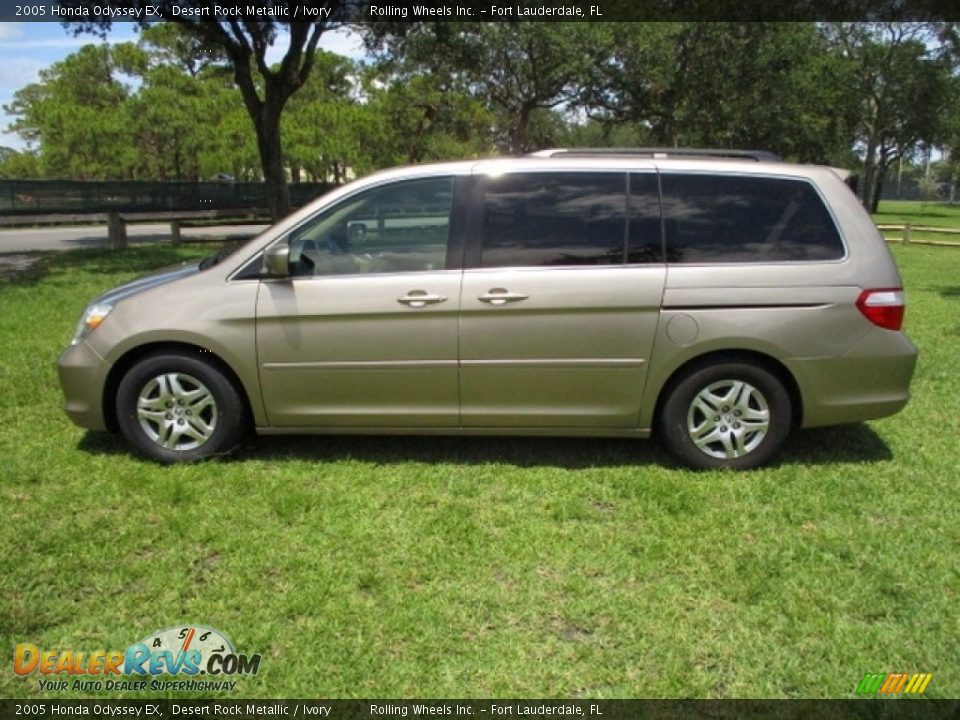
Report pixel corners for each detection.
[256,176,463,428]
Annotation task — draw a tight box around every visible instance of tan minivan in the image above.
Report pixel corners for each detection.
[58,149,918,469]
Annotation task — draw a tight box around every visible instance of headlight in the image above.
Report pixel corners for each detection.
[71,303,113,346]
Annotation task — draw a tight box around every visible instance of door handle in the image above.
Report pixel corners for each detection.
[397,291,448,308]
[478,289,530,306]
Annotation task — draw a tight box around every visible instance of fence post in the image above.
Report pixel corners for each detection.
[107,212,128,250]
[902,224,911,245]
[170,220,182,245]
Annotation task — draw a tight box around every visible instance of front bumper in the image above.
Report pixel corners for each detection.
[57,341,109,431]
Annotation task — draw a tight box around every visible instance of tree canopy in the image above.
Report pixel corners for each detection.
[60,1,351,219]
[3,21,958,212]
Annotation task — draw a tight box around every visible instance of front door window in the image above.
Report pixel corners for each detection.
[287,177,455,277]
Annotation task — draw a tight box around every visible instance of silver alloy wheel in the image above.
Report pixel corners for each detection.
[686,380,770,460]
[136,372,218,451]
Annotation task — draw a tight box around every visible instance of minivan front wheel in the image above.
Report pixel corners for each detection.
[116,353,246,463]
[659,362,792,470]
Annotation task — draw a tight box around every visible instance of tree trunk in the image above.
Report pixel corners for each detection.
[510,104,534,154]
[255,101,291,221]
[861,134,878,209]
[107,211,127,250]
[230,52,292,223]
[173,138,182,182]
[870,161,888,214]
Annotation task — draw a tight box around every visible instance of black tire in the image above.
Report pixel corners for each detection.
[658,361,792,471]
[116,352,246,463]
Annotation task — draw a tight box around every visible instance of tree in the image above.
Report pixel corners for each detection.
[116,26,257,181]
[366,23,602,154]
[0,147,40,178]
[282,49,364,182]
[582,23,859,164]
[936,80,960,202]
[3,30,262,183]
[64,2,350,219]
[4,44,135,179]
[824,23,956,212]
[358,66,495,166]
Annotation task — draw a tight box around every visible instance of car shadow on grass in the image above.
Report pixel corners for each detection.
[779,424,892,465]
[77,422,892,470]
[78,430,674,470]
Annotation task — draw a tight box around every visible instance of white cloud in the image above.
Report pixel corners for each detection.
[0,58,45,91]
[0,33,139,50]
[0,21,139,50]
[318,26,366,61]
[0,24,23,41]
[263,26,368,66]
[0,127,26,151]
[263,32,290,66]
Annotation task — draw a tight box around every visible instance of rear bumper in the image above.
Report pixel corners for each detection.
[58,341,109,431]
[786,329,918,428]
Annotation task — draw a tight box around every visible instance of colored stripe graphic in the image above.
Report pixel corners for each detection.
[858,672,932,695]
[880,673,902,693]
[912,674,933,694]
[857,673,885,694]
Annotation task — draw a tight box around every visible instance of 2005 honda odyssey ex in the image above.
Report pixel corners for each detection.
[58,149,918,469]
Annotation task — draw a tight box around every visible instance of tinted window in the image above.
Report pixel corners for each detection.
[480,173,626,268]
[288,177,454,276]
[628,173,663,263]
[661,174,845,263]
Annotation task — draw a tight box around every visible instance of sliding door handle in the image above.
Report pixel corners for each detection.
[478,289,529,306]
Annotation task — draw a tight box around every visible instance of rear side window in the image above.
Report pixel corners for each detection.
[479,173,626,268]
[661,174,845,263]
[629,172,662,263]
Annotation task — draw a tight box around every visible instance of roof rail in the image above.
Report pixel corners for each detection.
[530,148,782,162]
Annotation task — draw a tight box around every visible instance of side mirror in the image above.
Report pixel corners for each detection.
[263,244,290,277]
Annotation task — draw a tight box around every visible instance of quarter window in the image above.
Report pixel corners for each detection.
[287,177,455,276]
[479,173,627,268]
[661,174,845,263]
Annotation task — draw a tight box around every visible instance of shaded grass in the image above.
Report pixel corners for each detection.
[873,200,960,228]
[0,242,958,699]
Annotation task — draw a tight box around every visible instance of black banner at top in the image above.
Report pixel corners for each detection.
[5,0,960,23]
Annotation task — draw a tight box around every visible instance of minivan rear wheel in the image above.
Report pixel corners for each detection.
[659,362,792,470]
[116,352,246,463]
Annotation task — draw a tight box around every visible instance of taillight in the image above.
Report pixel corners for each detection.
[856,288,905,331]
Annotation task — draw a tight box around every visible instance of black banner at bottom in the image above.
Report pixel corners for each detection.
[2,700,959,720]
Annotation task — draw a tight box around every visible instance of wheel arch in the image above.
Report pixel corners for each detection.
[102,341,254,434]
[651,349,803,435]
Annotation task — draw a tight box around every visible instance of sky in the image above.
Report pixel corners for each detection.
[0,21,367,151]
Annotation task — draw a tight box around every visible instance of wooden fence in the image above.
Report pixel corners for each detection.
[875,224,960,247]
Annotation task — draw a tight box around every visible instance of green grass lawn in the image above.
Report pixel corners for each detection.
[1,242,958,699]
[873,200,960,244]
